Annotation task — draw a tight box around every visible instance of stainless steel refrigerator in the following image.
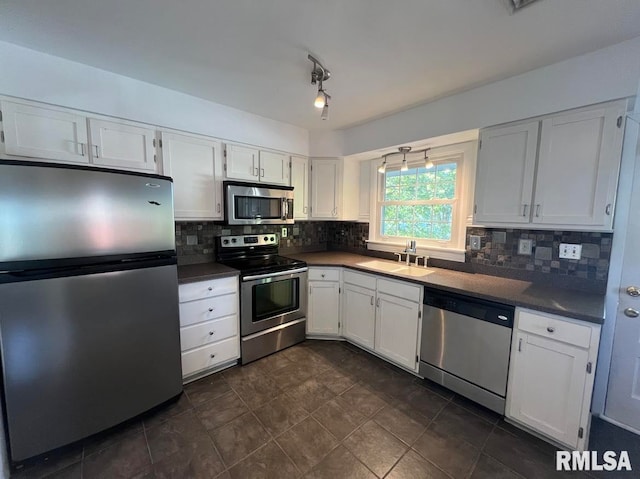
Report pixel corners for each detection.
[0,160,183,461]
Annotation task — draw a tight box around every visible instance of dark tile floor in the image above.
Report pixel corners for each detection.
[9,340,634,478]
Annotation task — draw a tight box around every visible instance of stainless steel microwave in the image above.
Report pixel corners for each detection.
[224,181,294,225]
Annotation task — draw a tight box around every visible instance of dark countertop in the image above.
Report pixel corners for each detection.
[287,252,605,324]
[177,262,239,284]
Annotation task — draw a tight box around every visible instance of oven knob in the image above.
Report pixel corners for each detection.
[223,239,229,245]
[270,236,275,241]
[264,236,269,241]
[231,238,237,243]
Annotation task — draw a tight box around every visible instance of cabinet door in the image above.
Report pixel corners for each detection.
[474,122,538,224]
[290,155,309,219]
[375,292,420,370]
[308,281,340,335]
[259,150,289,185]
[342,283,376,349]
[507,331,589,448]
[89,118,157,172]
[1,100,89,164]
[310,159,339,218]
[162,132,222,220]
[533,103,624,229]
[225,144,259,181]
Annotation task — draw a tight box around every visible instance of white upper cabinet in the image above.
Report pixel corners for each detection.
[310,158,360,221]
[225,144,259,181]
[533,103,624,228]
[161,131,223,220]
[473,100,626,231]
[88,118,157,172]
[224,144,290,185]
[0,100,89,164]
[290,155,309,219]
[474,122,538,224]
[259,150,289,185]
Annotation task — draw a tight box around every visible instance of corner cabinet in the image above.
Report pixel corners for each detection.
[506,308,600,450]
[161,131,223,220]
[290,155,309,219]
[224,143,289,186]
[474,100,626,231]
[307,268,341,336]
[310,158,360,220]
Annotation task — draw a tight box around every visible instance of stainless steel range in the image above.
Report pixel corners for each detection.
[216,234,307,364]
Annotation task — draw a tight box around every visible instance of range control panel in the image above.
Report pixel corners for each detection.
[219,234,278,247]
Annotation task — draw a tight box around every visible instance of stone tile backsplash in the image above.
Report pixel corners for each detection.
[176,221,370,265]
[465,227,612,289]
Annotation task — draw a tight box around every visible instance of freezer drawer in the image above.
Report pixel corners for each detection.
[0,264,182,461]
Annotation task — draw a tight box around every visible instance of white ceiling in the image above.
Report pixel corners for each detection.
[1,0,640,131]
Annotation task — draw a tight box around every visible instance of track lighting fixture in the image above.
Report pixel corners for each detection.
[378,146,433,174]
[309,54,332,120]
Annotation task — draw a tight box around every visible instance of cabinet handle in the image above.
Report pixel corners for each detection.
[208,287,213,291]
[208,307,214,312]
[93,144,99,158]
[253,167,259,176]
[217,203,221,213]
[332,206,338,216]
[546,326,555,333]
[370,296,374,305]
[73,142,86,156]
[210,354,216,359]
[605,204,612,215]
[535,204,541,217]
[321,274,325,278]
[209,331,215,336]
[522,204,529,217]
[518,338,522,352]
[376,298,380,307]
[260,168,265,177]
[303,206,308,214]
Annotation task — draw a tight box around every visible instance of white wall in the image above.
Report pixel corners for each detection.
[328,36,640,157]
[0,42,309,156]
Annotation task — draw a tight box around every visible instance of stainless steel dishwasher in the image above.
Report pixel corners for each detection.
[419,288,514,414]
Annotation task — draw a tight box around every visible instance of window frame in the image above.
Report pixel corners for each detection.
[366,141,477,262]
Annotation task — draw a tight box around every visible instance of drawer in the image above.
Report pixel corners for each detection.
[376,278,421,303]
[179,293,238,327]
[517,309,592,349]
[179,276,238,303]
[308,268,340,282]
[343,269,377,290]
[180,315,238,351]
[181,337,239,377]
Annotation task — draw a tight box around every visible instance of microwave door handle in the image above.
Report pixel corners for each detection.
[282,197,288,220]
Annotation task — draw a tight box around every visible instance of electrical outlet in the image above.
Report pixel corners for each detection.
[559,243,582,260]
[281,227,288,238]
[518,238,533,255]
[470,235,481,250]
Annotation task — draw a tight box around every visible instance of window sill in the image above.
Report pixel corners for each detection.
[365,240,466,263]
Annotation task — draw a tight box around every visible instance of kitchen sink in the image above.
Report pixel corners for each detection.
[356,259,435,277]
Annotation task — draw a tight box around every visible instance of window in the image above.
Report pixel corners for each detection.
[380,162,458,242]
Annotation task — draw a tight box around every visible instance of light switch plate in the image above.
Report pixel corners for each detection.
[470,235,481,250]
[559,243,582,260]
[518,239,533,255]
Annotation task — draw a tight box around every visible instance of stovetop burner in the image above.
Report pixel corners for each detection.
[215,234,307,277]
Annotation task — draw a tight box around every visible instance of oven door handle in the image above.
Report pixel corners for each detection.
[243,267,308,282]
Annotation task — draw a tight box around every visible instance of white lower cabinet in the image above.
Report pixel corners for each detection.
[307,268,341,336]
[342,283,376,349]
[178,276,240,381]
[506,308,600,450]
[340,269,422,371]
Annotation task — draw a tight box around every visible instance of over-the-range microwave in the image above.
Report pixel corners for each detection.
[224,181,294,225]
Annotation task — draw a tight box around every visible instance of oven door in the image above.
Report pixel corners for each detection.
[240,268,307,336]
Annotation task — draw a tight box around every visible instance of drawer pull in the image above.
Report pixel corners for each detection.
[321,274,325,278]
[208,286,213,291]
[208,308,214,312]
[547,326,555,333]
[210,354,216,359]
[209,331,215,336]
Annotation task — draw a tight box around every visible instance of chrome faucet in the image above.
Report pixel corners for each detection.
[403,240,417,265]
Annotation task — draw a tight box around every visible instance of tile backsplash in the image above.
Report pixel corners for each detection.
[465,227,612,292]
[176,221,370,265]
